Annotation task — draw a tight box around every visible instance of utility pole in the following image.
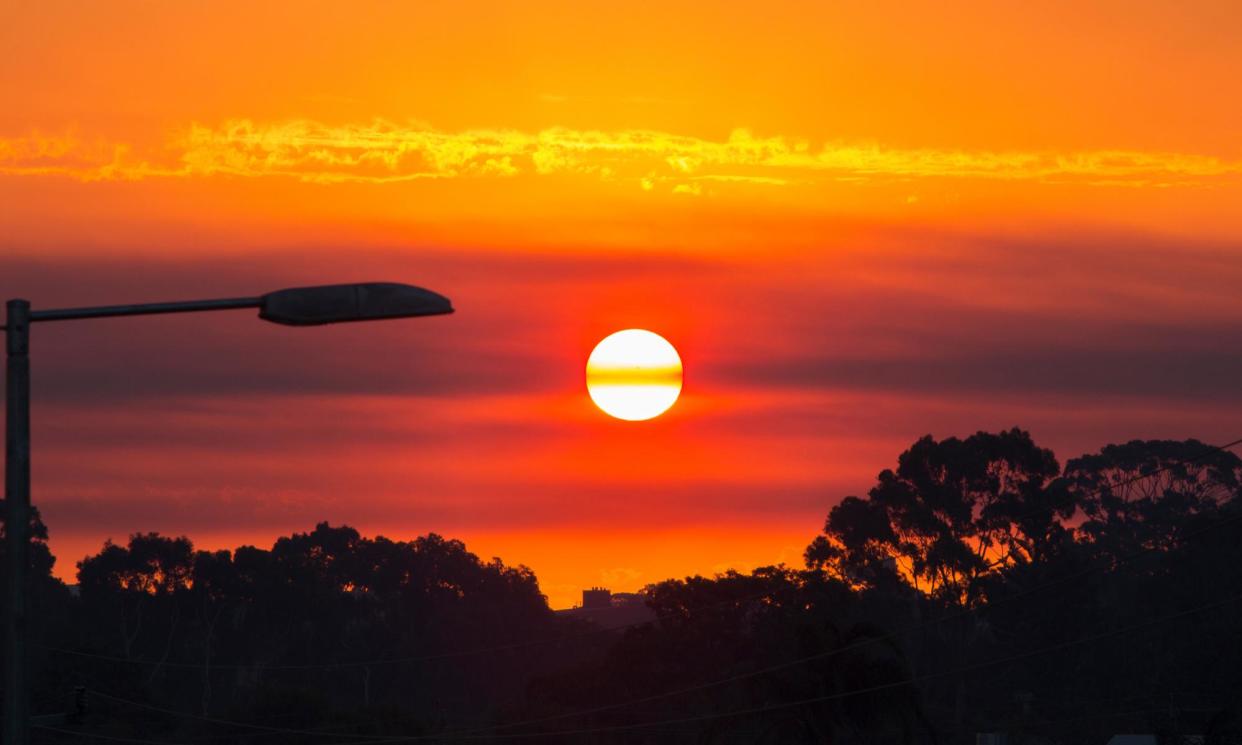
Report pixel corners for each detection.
[4,299,31,745]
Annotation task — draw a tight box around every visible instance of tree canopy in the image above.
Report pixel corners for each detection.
[7,430,1242,744]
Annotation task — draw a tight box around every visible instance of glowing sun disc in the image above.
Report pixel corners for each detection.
[586,330,683,421]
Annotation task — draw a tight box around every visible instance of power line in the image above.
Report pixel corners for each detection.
[291,436,1242,742]
[315,589,1242,742]
[86,690,400,741]
[51,592,1238,745]
[32,725,192,745]
[43,437,1242,675]
[41,429,1242,675]
[66,494,1242,745]
[361,502,1242,741]
[48,434,1242,740]
[40,437,1242,743]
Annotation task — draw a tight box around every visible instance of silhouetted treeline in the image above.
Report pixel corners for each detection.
[8,429,1242,744]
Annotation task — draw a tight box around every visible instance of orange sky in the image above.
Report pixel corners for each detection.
[3,1,1242,607]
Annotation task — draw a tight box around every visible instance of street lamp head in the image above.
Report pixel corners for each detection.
[259,282,453,326]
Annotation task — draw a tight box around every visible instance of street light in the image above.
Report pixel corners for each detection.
[3,282,453,744]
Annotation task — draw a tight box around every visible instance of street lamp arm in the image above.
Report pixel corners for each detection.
[28,296,263,323]
[11,282,454,327]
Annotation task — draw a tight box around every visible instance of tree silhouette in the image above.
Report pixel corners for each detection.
[807,428,1066,606]
[0,500,57,579]
[1065,439,1242,559]
[13,431,1242,744]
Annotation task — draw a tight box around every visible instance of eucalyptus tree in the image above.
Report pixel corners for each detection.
[806,428,1067,606]
[1064,438,1242,558]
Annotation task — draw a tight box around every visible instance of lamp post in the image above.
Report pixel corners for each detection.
[3,282,452,744]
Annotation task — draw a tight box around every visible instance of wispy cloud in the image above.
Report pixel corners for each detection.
[2,119,1240,188]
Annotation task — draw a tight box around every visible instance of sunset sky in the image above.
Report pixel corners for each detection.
[4,1,1242,607]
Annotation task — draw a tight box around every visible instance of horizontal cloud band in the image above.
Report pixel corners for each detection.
[2,120,1240,188]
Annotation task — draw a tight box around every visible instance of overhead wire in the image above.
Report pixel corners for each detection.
[39,436,1242,743]
[44,436,1242,674]
[264,589,1242,742]
[61,496,1242,743]
[247,436,1242,740]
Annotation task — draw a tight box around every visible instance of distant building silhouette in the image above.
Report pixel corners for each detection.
[556,587,655,629]
[582,587,611,609]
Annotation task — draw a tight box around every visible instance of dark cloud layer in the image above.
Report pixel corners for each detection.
[6,247,731,402]
[5,226,1242,586]
[718,315,1242,401]
[10,231,1242,406]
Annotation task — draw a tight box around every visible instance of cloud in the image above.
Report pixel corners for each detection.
[8,230,1242,410]
[704,232,1242,404]
[2,119,1239,188]
[2,247,731,403]
[9,228,1242,591]
[719,320,1242,402]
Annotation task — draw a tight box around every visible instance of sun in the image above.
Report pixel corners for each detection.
[586,329,683,421]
